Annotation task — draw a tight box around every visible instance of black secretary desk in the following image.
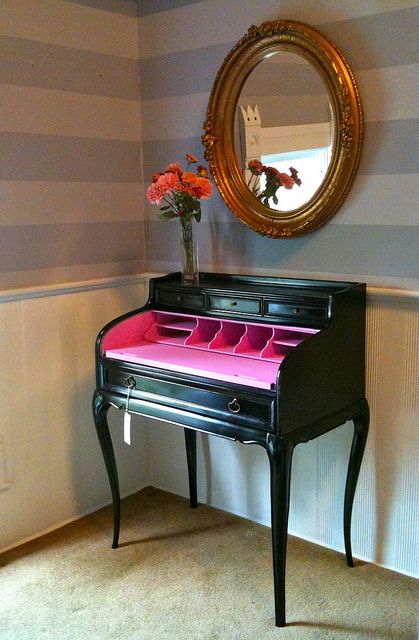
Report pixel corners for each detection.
[93,271,369,627]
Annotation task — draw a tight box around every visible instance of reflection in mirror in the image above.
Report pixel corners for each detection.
[235,51,334,212]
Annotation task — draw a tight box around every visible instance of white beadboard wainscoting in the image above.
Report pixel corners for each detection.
[0,275,418,579]
[0,275,150,552]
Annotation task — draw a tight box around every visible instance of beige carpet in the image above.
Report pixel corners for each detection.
[1,487,417,640]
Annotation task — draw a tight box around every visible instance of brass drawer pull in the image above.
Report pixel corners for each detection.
[228,398,241,413]
[124,376,136,389]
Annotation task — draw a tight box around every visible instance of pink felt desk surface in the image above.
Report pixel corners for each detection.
[106,342,281,390]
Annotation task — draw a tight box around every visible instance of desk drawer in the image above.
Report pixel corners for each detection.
[208,295,261,315]
[104,364,274,432]
[265,300,328,322]
[157,288,204,309]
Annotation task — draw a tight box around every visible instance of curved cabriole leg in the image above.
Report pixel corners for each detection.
[184,428,198,508]
[266,435,294,628]
[92,390,121,549]
[344,398,370,567]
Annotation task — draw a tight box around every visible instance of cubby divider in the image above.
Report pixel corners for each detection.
[234,324,273,358]
[208,321,246,353]
[185,317,221,348]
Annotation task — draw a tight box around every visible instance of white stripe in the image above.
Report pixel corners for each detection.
[141,92,209,142]
[0,181,145,226]
[333,175,419,226]
[0,0,139,59]
[0,84,142,141]
[360,64,419,122]
[140,64,419,143]
[138,0,419,59]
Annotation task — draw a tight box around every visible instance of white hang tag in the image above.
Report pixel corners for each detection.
[123,384,132,445]
[124,410,131,445]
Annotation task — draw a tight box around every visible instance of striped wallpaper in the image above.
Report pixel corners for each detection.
[1,0,418,289]
[0,0,144,289]
[139,0,419,285]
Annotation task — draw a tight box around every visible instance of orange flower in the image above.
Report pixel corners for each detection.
[248,159,264,174]
[195,177,213,199]
[166,162,182,174]
[289,166,302,186]
[278,173,295,189]
[182,172,198,184]
[185,153,197,164]
[197,165,209,178]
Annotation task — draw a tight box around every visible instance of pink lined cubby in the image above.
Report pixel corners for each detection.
[104,310,319,389]
[207,321,246,353]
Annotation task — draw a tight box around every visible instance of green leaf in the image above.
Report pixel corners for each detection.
[193,210,201,223]
[159,211,178,220]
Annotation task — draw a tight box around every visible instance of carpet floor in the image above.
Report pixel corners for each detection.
[1,487,417,640]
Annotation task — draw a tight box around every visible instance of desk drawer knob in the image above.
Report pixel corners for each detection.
[228,398,241,413]
[124,376,136,389]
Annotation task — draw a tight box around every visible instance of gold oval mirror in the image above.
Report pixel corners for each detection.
[202,20,363,237]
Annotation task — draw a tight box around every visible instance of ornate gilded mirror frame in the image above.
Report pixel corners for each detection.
[202,20,363,237]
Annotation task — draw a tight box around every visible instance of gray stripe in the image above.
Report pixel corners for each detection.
[241,63,327,97]
[147,220,419,279]
[362,120,419,175]
[65,0,138,16]
[139,42,231,100]
[138,0,203,17]
[0,132,141,182]
[0,36,140,100]
[0,221,145,272]
[142,136,208,180]
[141,119,419,180]
[139,7,418,101]
[322,6,419,70]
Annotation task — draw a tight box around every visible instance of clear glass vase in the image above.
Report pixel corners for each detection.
[180,218,199,285]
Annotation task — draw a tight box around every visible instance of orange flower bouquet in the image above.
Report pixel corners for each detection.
[147,154,213,284]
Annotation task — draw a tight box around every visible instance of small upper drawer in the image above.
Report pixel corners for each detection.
[208,295,261,315]
[156,288,204,309]
[265,300,328,321]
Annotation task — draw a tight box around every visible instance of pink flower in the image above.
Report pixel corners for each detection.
[156,171,180,194]
[146,171,180,205]
[146,183,163,205]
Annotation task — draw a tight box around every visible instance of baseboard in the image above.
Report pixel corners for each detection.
[145,482,418,580]
[0,481,149,556]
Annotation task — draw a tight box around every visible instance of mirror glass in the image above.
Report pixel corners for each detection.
[235,51,334,212]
